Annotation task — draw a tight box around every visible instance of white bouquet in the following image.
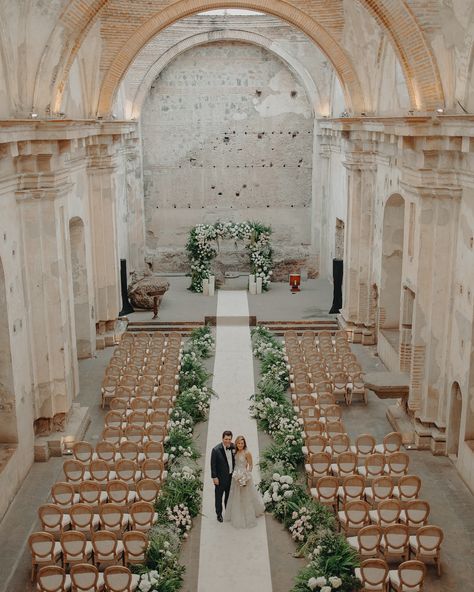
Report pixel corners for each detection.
[232,468,250,487]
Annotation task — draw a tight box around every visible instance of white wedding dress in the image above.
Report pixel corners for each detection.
[224,451,265,528]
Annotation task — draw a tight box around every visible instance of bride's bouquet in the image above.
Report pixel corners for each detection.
[233,468,250,487]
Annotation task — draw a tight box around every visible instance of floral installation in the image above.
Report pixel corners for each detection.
[133,326,215,590]
[251,326,361,592]
[186,221,273,292]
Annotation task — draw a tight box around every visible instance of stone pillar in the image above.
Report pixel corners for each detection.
[15,150,78,426]
[124,135,146,275]
[313,130,331,278]
[87,138,121,328]
[339,148,377,343]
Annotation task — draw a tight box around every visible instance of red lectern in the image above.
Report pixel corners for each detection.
[289,272,301,293]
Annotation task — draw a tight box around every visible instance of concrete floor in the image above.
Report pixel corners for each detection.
[1,279,473,591]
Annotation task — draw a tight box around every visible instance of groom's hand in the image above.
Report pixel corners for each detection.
[213,478,219,486]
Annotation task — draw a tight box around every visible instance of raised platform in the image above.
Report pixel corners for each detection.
[34,404,90,461]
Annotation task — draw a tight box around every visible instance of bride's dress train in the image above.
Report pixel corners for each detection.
[224,452,265,528]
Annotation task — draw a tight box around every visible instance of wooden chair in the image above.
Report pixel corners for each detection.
[375,432,403,455]
[122,426,146,449]
[36,565,71,592]
[127,410,148,428]
[408,525,443,576]
[101,427,123,449]
[327,433,351,457]
[110,398,129,414]
[351,434,376,458]
[135,384,155,400]
[400,500,430,533]
[364,476,394,506]
[70,563,104,591]
[143,440,167,462]
[63,460,90,488]
[105,410,125,430]
[146,424,167,443]
[95,440,119,464]
[302,434,327,457]
[358,453,386,480]
[60,531,93,568]
[38,504,71,538]
[69,504,100,538]
[106,480,138,506]
[28,532,62,581]
[304,451,331,487]
[78,481,108,507]
[325,420,346,439]
[388,560,425,592]
[337,475,366,509]
[380,524,409,563]
[103,565,140,591]
[72,442,94,464]
[331,451,358,478]
[130,397,150,412]
[141,458,167,481]
[332,372,350,404]
[300,408,322,424]
[369,499,402,528]
[129,501,159,532]
[115,459,141,485]
[99,503,130,534]
[348,372,367,404]
[385,452,410,478]
[320,404,342,424]
[310,475,338,510]
[92,531,124,569]
[122,531,148,565]
[51,482,79,510]
[347,525,383,560]
[149,408,170,427]
[101,376,119,409]
[136,479,161,503]
[90,459,116,487]
[392,475,421,502]
[338,500,371,535]
[354,558,389,592]
[119,441,143,464]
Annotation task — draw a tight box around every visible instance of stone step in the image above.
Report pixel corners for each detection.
[126,321,202,334]
[257,319,339,335]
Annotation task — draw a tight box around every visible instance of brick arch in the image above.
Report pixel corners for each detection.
[126,29,322,119]
[44,0,444,117]
[98,0,364,116]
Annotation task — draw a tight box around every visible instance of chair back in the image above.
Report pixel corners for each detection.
[105,410,124,429]
[73,442,94,463]
[99,503,126,531]
[136,479,160,502]
[397,475,421,501]
[336,451,358,476]
[122,531,148,564]
[104,565,135,592]
[130,397,149,412]
[341,475,365,500]
[78,481,103,505]
[130,501,156,531]
[376,499,402,527]
[29,531,57,562]
[386,452,409,476]
[115,459,139,483]
[102,427,122,448]
[128,410,148,427]
[106,480,130,505]
[328,433,350,455]
[325,420,345,438]
[146,424,167,442]
[355,434,376,456]
[382,431,402,453]
[38,504,64,531]
[305,435,326,454]
[63,460,86,484]
[95,440,117,462]
[370,476,394,502]
[308,451,331,476]
[70,563,100,591]
[143,440,165,460]
[322,404,342,422]
[89,459,111,484]
[343,500,370,528]
[357,525,382,556]
[123,425,146,446]
[92,530,119,562]
[404,500,430,528]
[119,441,140,462]
[69,504,96,532]
[51,482,76,508]
[110,398,128,412]
[364,453,386,477]
[61,531,88,563]
[36,566,68,592]
[359,558,389,589]
[383,524,409,553]
[142,458,165,480]
[397,560,426,590]
[415,525,444,553]
[316,476,338,502]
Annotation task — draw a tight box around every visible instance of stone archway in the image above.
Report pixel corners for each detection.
[448,381,463,458]
[69,217,93,359]
[0,257,17,443]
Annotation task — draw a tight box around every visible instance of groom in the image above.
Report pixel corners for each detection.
[210,430,235,522]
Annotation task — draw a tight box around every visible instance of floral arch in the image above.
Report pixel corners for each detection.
[186,221,273,292]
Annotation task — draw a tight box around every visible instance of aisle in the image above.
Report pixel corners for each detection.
[197,291,272,592]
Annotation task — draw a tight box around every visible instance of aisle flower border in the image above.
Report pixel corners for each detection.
[186,221,273,292]
[251,326,361,592]
[135,326,215,592]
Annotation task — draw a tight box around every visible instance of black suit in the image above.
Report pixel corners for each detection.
[210,442,235,517]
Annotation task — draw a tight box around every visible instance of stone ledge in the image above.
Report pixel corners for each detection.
[386,404,415,446]
[34,405,90,462]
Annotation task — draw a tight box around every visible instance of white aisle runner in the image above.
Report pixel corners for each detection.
[197,291,272,592]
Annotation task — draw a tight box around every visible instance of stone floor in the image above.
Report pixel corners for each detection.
[0,279,473,591]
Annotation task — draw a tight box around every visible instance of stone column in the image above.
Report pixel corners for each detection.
[87,137,121,334]
[15,150,78,426]
[124,134,146,275]
[312,129,331,278]
[339,148,377,343]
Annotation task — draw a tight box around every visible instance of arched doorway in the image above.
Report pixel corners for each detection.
[69,218,92,359]
[0,257,18,443]
[448,381,463,458]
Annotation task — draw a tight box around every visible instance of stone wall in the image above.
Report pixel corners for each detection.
[141,41,315,276]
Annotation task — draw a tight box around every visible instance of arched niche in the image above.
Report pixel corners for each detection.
[69,217,92,359]
[0,257,18,443]
[379,194,405,333]
[448,381,463,457]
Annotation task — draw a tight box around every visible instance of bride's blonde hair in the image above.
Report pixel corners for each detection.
[235,435,247,450]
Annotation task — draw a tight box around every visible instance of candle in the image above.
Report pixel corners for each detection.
[202,278,209,296]
[256,277,263,294]
[209,275,215,296]
[249,281,257,295]
[249,274,255,284]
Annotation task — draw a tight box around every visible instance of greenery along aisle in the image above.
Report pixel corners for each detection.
[186,221,273,292]
[250,327,361,592]
[135,326,215,592]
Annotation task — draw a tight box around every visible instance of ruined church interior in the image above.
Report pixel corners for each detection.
[1,1,474,591]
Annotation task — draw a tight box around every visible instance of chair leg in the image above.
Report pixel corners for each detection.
[437,556,442,576]
[31,563,35,582]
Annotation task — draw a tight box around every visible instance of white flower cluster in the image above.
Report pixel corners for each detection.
[289,506,314,542]
[167,443,194,462]
[138,570,160,592]
[169,412,193,435]
[252,341,283,360]
[170,465,197,481]
[166,503,192,537]
[261,472,294,504]
[307,576,342,591]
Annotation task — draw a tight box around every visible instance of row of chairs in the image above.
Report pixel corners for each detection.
[356,558,435,591]
[63,458,166,488]
[38,501,158,538]
[302,432,403,457]
[33,552,143,589]
[72,440,167,465]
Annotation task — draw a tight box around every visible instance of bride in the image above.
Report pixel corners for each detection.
[224,435,265,528]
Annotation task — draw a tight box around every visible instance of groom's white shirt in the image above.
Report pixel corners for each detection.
[225,446,233,474]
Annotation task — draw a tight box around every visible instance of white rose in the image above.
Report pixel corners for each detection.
[307,577,318,591]
[272,473,281,481]
[321,588,332,592]
[283,490,293,498]
[139,580,151,592]
[315,577,327,587]
[329,577,342,588]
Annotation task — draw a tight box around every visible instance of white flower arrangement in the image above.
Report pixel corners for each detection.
[166,503,192,536]
[262,473,295,505]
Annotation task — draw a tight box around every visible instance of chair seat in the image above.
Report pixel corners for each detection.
[408,536,437,556]
[354,568,385,591]
[44,515,72,533]
[388,569,422,591]
[34,542,63,563]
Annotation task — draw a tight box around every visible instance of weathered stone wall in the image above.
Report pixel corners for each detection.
[141,41,315,275]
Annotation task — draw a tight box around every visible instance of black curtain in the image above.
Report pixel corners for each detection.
[119,259,134,316]
[329,259,343,314]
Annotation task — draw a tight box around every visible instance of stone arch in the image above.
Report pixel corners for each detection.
[125,29,321,119]
[379,194,405,332]
[35,0,444,118]
[447,381,463,457]
[0,256,18,443]
[69,217,93,359]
